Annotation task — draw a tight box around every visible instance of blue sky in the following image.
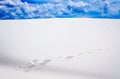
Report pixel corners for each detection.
[0,0,120,19]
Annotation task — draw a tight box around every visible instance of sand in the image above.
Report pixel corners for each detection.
[0,18,120,79]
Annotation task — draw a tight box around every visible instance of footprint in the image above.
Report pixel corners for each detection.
[56,56,62,59]
[58,56,62,58]
[43,59,51,63]
[21,63,35,72]
[65,56,74,59]
[78,53,82,56]
[87,52,93,54]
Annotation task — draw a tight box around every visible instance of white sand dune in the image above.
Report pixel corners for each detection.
[0,18,120,79]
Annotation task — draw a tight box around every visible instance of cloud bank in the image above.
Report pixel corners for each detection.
[0,0,120,19]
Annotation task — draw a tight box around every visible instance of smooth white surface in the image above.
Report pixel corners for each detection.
[0,18,120,79]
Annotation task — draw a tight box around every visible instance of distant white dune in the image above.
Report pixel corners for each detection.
[0,18,120,79]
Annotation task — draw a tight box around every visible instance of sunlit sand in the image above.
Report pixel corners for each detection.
[0,18,120,79]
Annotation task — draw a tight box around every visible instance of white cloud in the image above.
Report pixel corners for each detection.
[0,0,120,19]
